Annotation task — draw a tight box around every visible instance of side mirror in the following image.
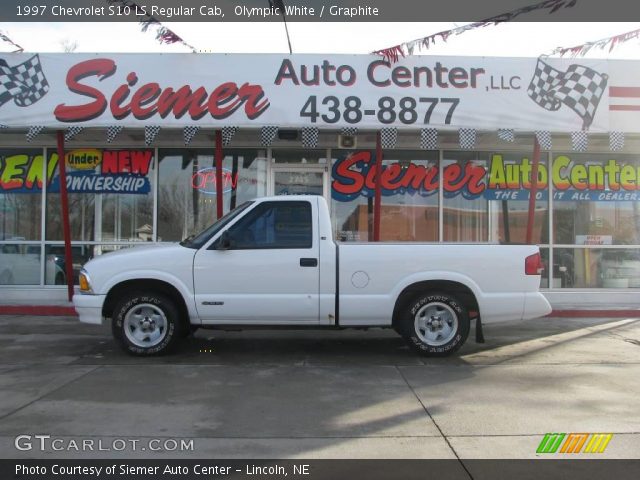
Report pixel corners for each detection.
[213,231,233,250]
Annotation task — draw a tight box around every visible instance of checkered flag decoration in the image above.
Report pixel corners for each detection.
[144,126,160,146]
[301,127,319,148]
[527,58,608,129]
[341,127,358,136]
[459,128,476,149]
[64,126,84,142]
[261,126,278,146]
[0,54,49,108]
[222,126,238,146]
[106,125,123,143]
[26,125,44,142]
[535,130,552,150]
[610,131,624,151]
[571,131,588,152]
[420,128,438,150]
[183,126,200,145]
[497,129,515,143]
[380,128,398,149]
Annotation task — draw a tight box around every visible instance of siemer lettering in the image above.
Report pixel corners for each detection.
[54,59,270,123]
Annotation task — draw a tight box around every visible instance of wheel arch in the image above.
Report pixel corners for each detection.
[102,279,191,327]
[391,279,480,329]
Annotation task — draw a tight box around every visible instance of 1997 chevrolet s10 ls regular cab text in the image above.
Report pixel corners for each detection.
[73,196,551,356]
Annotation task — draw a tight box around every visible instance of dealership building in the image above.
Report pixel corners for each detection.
[1,52,640,308]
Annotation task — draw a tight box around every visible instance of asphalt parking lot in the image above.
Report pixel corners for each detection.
[0,314,638,459]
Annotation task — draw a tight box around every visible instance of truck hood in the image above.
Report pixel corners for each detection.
[82,243,197,294]
[89,243,178,262]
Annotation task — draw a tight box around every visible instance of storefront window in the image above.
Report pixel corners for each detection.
[443,151,489,242]
[487,152,549,244]
[443,151,549,244]
[101,193,154,242]
[46,148,155,241]
[331,150,439,242]
[539,248,550,289]
[158,149,267,242]
[553,153,640,245]
[0,244,40,285]
[0,149,43,241]
[554,248,640,288]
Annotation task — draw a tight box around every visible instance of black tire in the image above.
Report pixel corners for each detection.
[396,291,470,357]
[112,292,185,356]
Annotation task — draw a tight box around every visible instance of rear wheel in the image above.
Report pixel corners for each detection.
[112,292,184,356]
[397,291,469,356]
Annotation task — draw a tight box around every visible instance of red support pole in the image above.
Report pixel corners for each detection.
[373,132,383,242]
[526,138,541,244]
[56,131,74,302]
[215,130,223,219]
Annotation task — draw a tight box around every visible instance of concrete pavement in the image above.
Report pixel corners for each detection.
[0,314,638,459]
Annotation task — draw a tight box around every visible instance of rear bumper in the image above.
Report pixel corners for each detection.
[478,291,552,323]
[72,294,106,325]
[523,292,552,320]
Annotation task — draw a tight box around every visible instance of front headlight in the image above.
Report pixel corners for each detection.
[79,269,93,294]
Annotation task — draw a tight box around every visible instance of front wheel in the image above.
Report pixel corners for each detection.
[397,292,470,357]
[112,292,184,356]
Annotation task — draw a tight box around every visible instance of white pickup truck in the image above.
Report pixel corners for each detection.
[73,195,551,356]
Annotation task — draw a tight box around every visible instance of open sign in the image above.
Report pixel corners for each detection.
[191,167,238,195]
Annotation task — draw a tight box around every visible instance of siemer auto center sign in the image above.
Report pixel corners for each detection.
[0,53,639,132]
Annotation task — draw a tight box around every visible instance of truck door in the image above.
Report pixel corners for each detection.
[193,199,320,324]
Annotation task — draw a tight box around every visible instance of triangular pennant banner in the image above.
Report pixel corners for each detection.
[301,127,319,148]
[144,126,160,146]
[609,131,624,151]
[380,127,398,149]
[183,126,200,145]
[459,128,476,149]
[340,127,358,136]
[64,126,84,141]
[222,126,238,146]
[261,126,278,146]
[26,125,44,142]
[420,128,438,150]
[106,125,123,143]
[497,129,515,143]
[571,131,588,152]
[535,131,552,150]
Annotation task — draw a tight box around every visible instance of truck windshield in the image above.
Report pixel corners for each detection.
[180,201,253,249]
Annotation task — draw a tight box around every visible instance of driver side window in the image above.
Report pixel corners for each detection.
[226,201,312,249]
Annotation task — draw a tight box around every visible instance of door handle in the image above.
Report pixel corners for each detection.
[300,258,318,267]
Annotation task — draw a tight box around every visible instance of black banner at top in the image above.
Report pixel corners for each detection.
[0,0,639,22]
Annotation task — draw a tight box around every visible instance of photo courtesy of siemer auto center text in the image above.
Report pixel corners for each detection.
[0,1,639,479]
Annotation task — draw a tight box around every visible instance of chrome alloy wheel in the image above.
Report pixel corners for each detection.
[123,303,168,348]
[414,302,459,346]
